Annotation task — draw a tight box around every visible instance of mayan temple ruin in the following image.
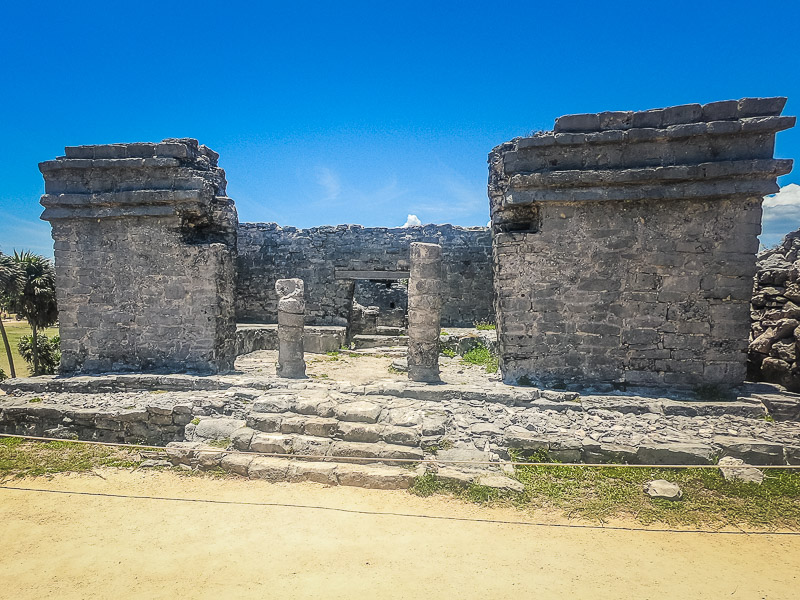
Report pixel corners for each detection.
[1,97,799,490]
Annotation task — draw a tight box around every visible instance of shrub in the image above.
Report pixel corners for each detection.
[462,344,499,373]
[18,334,60,375]
[474,320,496,331]
[0,367,6,381]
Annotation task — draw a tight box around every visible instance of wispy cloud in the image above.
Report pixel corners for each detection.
[315,166,342,202]
[761,184,800,249]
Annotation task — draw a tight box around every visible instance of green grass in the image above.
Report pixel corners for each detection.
[0,321,59,377]
[0,437,141,478]
[441,347,456,358]
[207,438,231,449]
[474,320,496,331]
[461,344,499,373]
[410,450,800,529]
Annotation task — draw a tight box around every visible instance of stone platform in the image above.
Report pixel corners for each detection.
[2,365,799,486]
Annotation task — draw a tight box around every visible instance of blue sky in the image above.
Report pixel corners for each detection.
[1,0,799,256]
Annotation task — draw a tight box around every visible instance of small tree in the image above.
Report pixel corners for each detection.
[0,253,24,378]
[5,251,58,375]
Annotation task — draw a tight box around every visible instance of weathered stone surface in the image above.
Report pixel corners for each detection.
[714,436,784,465]
[236,224,493,328]
[749,230,800,392]
[476,475,525,493]
[40,140,238,374]
[490,98,793,389]
[248,456,290,480]
[644,479,683,500]
[191,418,246,442]
[718,456,764,484]
[334,401,382,424]
[276,278,306,379]
[334,464,415,489]
[408,242,443,383]
[637,443,714,465]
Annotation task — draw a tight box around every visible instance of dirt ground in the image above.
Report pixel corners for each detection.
[1,470,798,599]
[236,349,499,386]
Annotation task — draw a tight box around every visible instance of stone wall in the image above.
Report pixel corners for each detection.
[353,280,408,328]
[39,138,238,374]
[236,223,493,328]
[489,97,794,388]
[749,230,800,391]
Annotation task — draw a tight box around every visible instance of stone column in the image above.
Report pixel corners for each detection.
[276,278,306,378]
[407,242,443,382]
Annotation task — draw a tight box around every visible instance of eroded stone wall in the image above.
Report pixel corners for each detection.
[236,223,493,327]
[490,97,794,388]
[749,230,800,390]
[40,138,238,374]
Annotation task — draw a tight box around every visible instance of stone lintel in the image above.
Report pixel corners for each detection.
[335,269,410,280]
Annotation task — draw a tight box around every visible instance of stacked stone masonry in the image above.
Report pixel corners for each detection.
[407,243,443,382]
[489,97,794,388]
[236,223,493,328]
[39,139,239,374]
[749,229,800,391]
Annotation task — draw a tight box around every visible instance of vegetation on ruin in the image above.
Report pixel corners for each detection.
[421,438,454,455]
[410,449,800,529]
[461,344,499,373]
[474,320,496,330]
[440,347,456,358]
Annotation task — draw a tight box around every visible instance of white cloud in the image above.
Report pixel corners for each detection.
[402,214,422,227]
[761,184,800,249]
[314,166,342,201]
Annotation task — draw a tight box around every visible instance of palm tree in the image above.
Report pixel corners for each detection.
[5,251,58,375]
[0,253,24,378]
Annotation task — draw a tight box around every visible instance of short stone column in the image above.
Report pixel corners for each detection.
[276,278,306,378]
[407,242,443,382]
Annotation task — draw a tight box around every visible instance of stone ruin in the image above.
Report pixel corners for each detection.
[39,139,238,374]
[490,97,793,389]
[1,98,797,489]
[36,97,794,393]
[749,230,800,390]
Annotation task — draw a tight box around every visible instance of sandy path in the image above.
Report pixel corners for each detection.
[0,470,798,599]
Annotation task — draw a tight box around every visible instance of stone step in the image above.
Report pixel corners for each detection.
[244,411,421,446]
[166,443,523,492]
[230,427,425,463]
[166,442,420,489]
[352,334,408,349]
[377,326,404,336]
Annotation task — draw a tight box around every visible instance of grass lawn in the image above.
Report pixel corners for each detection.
[0,320,59,378]
[411,456,800,530]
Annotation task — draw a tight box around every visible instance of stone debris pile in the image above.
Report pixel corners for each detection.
[749,229,800,391]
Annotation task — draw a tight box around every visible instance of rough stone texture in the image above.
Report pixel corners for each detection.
[235,324,345,355]
[644,479,682,500]
[748,229,800,392]
[276,278,306,378]
[407,243,443,382]
[353,280,408,328]
[489,98,794,388]
[718,456,764,484]
[236,223,492,328]
[3,371,800,467]
[39,139,238,374]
